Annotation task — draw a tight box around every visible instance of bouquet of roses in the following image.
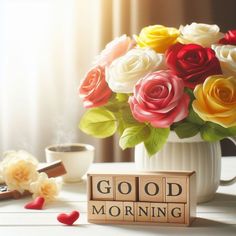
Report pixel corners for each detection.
[78,22,236,156]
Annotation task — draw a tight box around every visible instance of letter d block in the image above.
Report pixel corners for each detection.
[166,177,187,203]
[92,176,114,200]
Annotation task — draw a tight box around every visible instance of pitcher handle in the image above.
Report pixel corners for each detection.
[220,137,236,186]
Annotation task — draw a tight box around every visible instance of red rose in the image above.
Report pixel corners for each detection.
[219,30,236,45]
[79,66,112,108]
[165,43,222,89]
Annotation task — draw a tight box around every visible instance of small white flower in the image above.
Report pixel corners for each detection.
[212,44,236,76]
[178,23,224,47]
[30,172,61,202]
[1,151,39,193]
[106,47,165,93]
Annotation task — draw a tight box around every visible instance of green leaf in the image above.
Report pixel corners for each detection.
[200,122,236,141]
[144,127,170,157]
[174,122,200,138]
[121,107,138,125]
[200,122,228,141]
[115,105,140,135]
[79,107,117,138]
[116,93,129,102]
[186,108,205,125]
[117,119,126,135]
[119,125,151,149]
[227,126,236,136]
[104,101,121,113]
[104,93,130,112]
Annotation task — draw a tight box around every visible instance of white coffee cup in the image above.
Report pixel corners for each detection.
[45,143,94,182]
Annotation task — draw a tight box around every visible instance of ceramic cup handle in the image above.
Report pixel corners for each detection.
[220,137,236,186]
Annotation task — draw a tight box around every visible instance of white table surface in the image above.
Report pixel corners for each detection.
[0,157,236,236]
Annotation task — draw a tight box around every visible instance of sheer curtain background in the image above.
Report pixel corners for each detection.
[0,0,235,162]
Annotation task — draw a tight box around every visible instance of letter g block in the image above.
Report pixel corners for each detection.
[92,176,114,200]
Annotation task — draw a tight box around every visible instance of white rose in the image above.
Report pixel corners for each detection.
[178,23,224,47]
[1,150,39,193]
[106,48,165,93]
[30,172,61,202]
[2,160,38,193]
[212,44,236,76]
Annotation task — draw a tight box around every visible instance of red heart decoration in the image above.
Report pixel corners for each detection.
[24,196,45,210]
[57,211,80,226]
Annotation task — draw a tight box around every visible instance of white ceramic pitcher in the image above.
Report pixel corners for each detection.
[135,132,236,203]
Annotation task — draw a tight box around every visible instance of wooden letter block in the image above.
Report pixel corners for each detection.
[106,201,123,221]
[150,203,167,223]
[92,176,114,200]
[124,202,135,221]
[88,201,106,220]
[87,171,196,226]
[168,203,185,224]
[165,177,187,203]
[135,202,150,222]
[139,176,164,202]
[115,176,137,201]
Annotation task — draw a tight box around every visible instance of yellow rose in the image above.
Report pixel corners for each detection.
[134,25,179,53]
[30,173,61,202]
[193,75,236,128]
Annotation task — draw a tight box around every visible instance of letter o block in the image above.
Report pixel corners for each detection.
[139,176,164,202]
[115,176,137,201]
[106,201,123,221]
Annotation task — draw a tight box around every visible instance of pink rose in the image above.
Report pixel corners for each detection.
[79,66,112,108]
[93,35,135,66]
[129,70,190,128]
